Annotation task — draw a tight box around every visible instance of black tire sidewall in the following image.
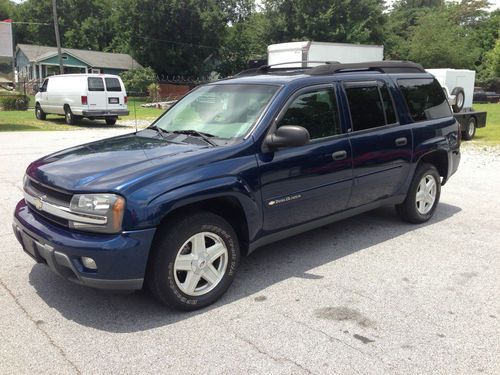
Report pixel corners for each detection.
[463,117,476,140]
[148,212,240,310]
[105,117,117,125]
[452,88,465,113]
[65,107,75,125]
[35,105,45,120]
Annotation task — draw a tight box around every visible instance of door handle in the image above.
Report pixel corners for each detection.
[332,150,347,161]
[395,137,407,147]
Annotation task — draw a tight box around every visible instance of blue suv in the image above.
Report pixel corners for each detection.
[13,61,461,310]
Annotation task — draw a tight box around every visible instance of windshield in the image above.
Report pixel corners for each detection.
[153,84,279,142]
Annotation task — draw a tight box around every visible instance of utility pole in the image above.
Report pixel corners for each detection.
[51,0,64,74]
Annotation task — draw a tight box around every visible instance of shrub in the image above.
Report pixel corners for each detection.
[147,82,160,102]
[0,95,29,111]
[120,67,158,95]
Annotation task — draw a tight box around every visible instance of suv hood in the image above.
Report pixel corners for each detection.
[26,131,211,192]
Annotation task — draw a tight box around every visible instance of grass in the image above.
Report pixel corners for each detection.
[0,97,164,132]
[472,103,500,145]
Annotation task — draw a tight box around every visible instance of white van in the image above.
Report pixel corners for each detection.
[35,74,129,125]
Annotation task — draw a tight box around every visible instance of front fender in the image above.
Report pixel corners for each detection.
[144,176,262,241]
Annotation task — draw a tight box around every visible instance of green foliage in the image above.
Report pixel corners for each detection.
[0,0,14,19]
[408,7,481,69]
[147,82,160,102]
[120,67,158,94]
[0,94,29,110]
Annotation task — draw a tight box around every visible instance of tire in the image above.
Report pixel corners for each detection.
[451,87,465,113]
[35,104,46,120]
[64,106,77,125]
[147,211,240,310]
[105,117,117,125]
[396,163,441,224]
[462,116,476,141]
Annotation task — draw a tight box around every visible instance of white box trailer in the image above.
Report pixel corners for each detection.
[267,41,384,68]
[426,68,486,140]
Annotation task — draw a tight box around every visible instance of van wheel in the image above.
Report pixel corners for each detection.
[147,211,240,310]
[35,104,46,120]
[462,116,476,141]
[105,117,117,125]
[396,163,441,224]
[451,87,465,113]
[64,106,77,125]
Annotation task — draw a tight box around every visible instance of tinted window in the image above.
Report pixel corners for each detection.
[398,78,452,121]
[88,77,104,92]
[105,78,122,92]
[278,89,341,139]
[345,85,386,131]
[380,85,397,124]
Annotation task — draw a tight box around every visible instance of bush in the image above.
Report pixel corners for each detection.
[0,95,29,111]
[147,82,160,102]
[120,67,158,95]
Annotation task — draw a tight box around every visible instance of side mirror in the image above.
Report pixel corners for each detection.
[263,125,310,151]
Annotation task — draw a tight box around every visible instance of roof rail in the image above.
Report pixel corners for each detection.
[235,61,340,77]
[308,61,425,75]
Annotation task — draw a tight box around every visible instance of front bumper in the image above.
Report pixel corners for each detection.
[13,200,156,290]
[81,109,129,117]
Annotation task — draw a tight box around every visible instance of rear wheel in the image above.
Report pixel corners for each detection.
[396,163,441,224]
[462,116,476,141]
[105,117,117,125]
[147,211,240,310]
[64,106,77,125]
[35,104,46,120]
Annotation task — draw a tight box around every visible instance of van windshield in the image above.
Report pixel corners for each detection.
[152,84,279,141]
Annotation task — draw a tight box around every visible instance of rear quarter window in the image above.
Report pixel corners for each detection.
[105,78,122,92]
[88,77,104,91]
[398,78,452,121]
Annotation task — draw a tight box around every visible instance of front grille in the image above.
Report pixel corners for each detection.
[27,202,69,227]
[28,179,72,204]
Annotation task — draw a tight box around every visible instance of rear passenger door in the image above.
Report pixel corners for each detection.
[87,77,106,110]
[258,85,353,233]
[343,80,412,208]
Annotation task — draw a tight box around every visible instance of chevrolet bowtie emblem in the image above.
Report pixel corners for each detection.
[33,196,43,210]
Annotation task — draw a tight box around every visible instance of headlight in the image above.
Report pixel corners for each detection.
[69,193,125,233]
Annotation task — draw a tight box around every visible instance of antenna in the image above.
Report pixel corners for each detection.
[133,95,138,133]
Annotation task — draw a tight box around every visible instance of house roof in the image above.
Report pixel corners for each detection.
[16,44,142,70]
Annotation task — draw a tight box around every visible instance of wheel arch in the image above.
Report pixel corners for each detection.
[418,150,449,185]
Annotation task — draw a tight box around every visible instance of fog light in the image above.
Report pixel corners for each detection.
[81,256,97,270]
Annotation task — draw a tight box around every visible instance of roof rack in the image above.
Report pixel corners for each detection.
[307,61,425,75]
[235,61,340,77]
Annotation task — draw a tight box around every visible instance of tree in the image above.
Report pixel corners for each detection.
[0,0,14,20]
[408,7,480,69]
[120,67,158,94]
[262,0,386,45]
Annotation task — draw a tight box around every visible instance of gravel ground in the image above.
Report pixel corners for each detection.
[0,129,498,375]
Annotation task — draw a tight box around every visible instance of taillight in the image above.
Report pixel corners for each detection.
[124,96,128,104]
[81,96,88,105]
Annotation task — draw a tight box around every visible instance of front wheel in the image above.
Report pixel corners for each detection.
[147,211,240,310]
[35,104,46,120]
[396,163,441,224]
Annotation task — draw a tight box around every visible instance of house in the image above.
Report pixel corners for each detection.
[15,44,142,83]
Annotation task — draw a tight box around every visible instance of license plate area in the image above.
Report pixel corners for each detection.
[108,97,119,104]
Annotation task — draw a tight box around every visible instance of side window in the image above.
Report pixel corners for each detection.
[345,85,386,131]
[88,77,104,92]
[398,78,452,121]
[105,78,122,92]
[40,79,49,92]
[278,88,341,140]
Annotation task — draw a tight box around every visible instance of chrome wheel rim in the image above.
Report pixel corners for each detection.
[66,112,71,122]
[457,92,464,108]
[416,174,437,215]
[36,108,40,118]
[173,232,228,297]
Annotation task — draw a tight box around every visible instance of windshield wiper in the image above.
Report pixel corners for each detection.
[149,124,170,139]
[173,130,218,147]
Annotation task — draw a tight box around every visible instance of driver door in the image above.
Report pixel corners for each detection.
[257,85,353,234]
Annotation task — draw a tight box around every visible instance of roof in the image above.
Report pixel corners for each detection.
[16,44,142,70]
